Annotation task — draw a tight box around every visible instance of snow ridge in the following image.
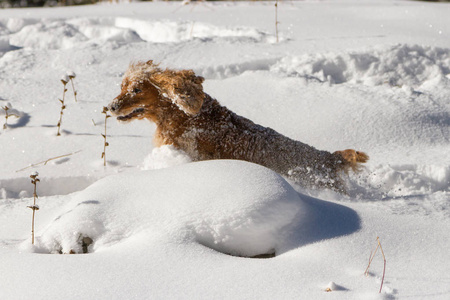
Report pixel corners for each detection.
[272,44,450,88]
[1,17,276,53]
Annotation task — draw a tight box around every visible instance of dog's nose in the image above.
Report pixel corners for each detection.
[108,102,118,112]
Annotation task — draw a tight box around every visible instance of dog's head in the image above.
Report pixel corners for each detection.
[108,60,205,122]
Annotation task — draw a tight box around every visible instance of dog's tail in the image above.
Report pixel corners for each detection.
[333,149,369,173]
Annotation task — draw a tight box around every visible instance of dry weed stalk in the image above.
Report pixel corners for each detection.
[27,172,40,245]
[67,71,78,102]
[16,150,82,172]
[57,76,69,136]
[2,105,19,129]
[189,21,195,38]
[364,236,386,293]
[275,0,279,43]
[101,106,111,166]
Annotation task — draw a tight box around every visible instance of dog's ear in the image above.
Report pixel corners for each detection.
[158,69,205,116]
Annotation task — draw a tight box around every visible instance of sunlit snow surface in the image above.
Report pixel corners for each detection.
[0,1,449,299]
[34,160,313,256]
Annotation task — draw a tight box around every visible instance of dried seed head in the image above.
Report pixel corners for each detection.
[67,71,76,79]
[61,75,69,84]
[27,205,40,210]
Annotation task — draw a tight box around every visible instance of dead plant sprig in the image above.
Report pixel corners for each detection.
[275,0,280,43]
[101,106,111,166]
[2,105,19,129]
[67,71,78,102]
[364,237,386,293]
[15,150,82,173]
[27,172,40,245]
[57,76,69,136]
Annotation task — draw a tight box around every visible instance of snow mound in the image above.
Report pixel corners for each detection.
[115,17,275,43]
[272,44,450,88]
[142,145,192,170]
[5,17,275,52]
[9,20,87,50]
[8,19,145,50]
[36,160,310,257]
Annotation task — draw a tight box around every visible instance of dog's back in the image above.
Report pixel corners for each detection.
[169,95,366,192]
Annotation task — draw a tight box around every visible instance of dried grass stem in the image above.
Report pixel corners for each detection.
[364,237,387,293]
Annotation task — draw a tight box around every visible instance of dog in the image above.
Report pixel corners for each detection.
[108,60,368,193]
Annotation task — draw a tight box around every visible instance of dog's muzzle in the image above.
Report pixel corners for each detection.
[108,101,120,113]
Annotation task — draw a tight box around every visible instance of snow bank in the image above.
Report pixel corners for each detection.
[115,17,274,43]
[9,21,87,50]
[35,160,309,257]
[272,44,450,88]
[4,16,275,52]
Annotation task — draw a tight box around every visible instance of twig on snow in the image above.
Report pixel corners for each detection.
[275,0,280,43]
[57,76,69,136]
[364,236,386,293]
[27,172,40,245]
[16,150,82,173]
[101,106,111,166]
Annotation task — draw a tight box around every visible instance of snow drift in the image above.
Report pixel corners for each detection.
[34,160,311,257]
[272,44,450,88]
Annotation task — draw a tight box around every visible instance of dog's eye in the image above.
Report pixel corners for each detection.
[133,88,142,94]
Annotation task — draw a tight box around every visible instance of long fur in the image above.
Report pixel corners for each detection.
[109,60,368,193]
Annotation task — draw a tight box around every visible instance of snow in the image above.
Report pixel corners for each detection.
[142,144,192,170]
[31,160,307,257]
[0,1,449,299]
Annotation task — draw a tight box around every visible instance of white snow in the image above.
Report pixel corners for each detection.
[31,160,307,257]
[0,1,449,300]
[142,144,192,170]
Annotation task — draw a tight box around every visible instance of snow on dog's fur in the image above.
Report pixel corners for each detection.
[108,61,368,193]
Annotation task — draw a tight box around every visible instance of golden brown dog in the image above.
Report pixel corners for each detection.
[108,60,368,193]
